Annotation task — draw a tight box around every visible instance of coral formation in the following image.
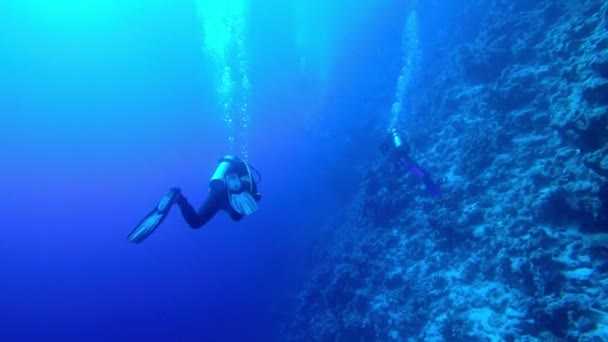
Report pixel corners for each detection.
[285,0,608,340]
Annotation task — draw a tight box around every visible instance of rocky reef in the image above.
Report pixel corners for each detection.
[285,0,608,341]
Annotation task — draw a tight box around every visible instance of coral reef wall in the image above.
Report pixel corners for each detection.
[285,0,608,341]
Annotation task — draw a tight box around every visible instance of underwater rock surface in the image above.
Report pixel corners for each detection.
[286,0,608,341]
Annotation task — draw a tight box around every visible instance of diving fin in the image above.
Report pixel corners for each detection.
[128,188,181,243]
[229,192,259,216]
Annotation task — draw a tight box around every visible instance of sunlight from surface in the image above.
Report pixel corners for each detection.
[293,2,331,92]
[13,0,128,33]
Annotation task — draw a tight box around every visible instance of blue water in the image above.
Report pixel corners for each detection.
[0,0,406,340]
[0,0,452,340]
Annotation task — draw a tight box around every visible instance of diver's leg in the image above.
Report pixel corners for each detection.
[176,192,220,229]
[400,157,441,195]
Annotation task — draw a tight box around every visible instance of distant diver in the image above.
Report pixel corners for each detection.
[380,128,441,195]
[128,155,262,243]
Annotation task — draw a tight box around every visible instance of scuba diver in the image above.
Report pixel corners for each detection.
[380,128,441,196]
[128,155,262,243]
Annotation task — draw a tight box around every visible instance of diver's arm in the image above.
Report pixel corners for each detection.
[251,182,262,201]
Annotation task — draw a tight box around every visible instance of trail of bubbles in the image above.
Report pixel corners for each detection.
[389,10,421,131]
[237,35,250,161]
[220,65,235,153]
[195,0,250,159]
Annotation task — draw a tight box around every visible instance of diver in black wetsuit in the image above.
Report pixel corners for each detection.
[175,155,262,228]
[128,155,262,243]
[380,128,441,195]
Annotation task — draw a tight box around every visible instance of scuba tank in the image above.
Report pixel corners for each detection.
[209,155,261,194]
[381,128,410,156]
[209,155,239,191]
[390,129,406,152]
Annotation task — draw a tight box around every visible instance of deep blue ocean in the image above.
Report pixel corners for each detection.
[3,0,607,341]
[0,0,424,340]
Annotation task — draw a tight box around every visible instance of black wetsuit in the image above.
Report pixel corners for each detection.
[380,131,418,170]
[176,185,242,228]
[175,162,261,229]
[380,131,441,195]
